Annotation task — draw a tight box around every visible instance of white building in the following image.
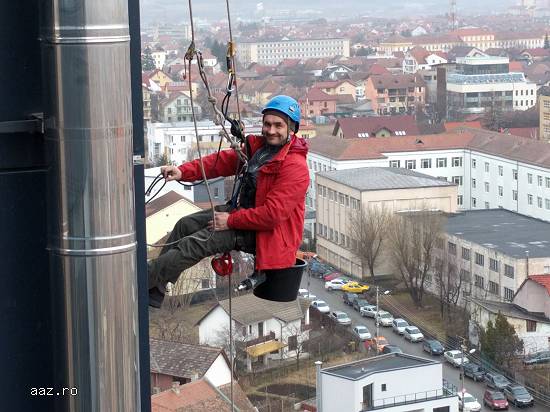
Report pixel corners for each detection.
[306,130,550,222]
[238,38,350,66]
[196,294,310,371]
[151,49,167,70]
[317,353,458,412]
[147,119,262,166]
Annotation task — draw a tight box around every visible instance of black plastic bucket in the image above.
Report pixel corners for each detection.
[253,258,307,302]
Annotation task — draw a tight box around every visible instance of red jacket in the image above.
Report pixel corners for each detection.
[177,134,310,270]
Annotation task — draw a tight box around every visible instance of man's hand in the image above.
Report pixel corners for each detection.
[207,212,230,231]
[161,165,182,182]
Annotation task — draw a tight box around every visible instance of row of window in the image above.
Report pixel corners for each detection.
[316,223,355,249]
[317,184,360,209]
[309,160,335,173]
[440,241,515,277]
[389,157,463,170]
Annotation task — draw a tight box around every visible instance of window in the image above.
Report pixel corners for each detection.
[213,187,220,198]
[436,237,445,249]
[472,178,476,189]
[475,275,484,289]
[526,320,537,332]
[538,175,543,186]
[546,199,550,210]
[381,384,387,392]
[504,287,514,301]
[498,186,503,197]
[389,160,400,168]
[288,335,298,351]
[452,176,463,186]
[472,197,477,208]
[538,196,543,208]
[513,169,518,180]
[448,242,457,255]
[437,158,447,168]
[527,194,533,205]
[489,280,499,296]
[471,159,477,168]
[329,189,334,201]
[462,247,471,261]
[345,195,349,207]
[546,177,550,188]
[457,195,463,206]
[513,190,518,201]
[329,228,333,240]
[339,193,345,205]
[421,158,432,168]
[452,157,462,167]
[498,165,503,176]
[405,160,416,169]
[528,173,533,184]
[484,182,490,192]
[460,269,471,283]
[485,201,490,209]
[489,258,499,272]
[201,278,210,289]
[504,264,514,278]
[485,162,490,173]
[475,252,484,267]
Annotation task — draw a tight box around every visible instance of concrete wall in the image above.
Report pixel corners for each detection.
[204,354,232,387]
[514,279,550,318]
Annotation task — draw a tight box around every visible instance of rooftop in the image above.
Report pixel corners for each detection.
[446,209,550,258]
[447,73,526,85]
[323,353,437,381]
[470,298,550,323]
[333,115,419,138]
[317,167,454,192]
[528,275,550,296]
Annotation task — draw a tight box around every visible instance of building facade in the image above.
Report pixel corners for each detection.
[365,74,426,115]
[238,38,350,66]
[539,89,550,142]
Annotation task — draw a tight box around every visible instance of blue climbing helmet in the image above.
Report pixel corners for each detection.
[262,95,301,132]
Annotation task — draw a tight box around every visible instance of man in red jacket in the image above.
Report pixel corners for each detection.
[148,95,310,308]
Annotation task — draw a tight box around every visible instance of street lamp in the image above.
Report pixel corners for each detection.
[460,341,476,409]
[375,286,390,355]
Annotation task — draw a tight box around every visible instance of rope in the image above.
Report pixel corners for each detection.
[228,272,235,411]
[224,0,242,125]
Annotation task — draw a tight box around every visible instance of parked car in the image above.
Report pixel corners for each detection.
[382,344,403,354]
[325,279,347,291]
[341,281,370,294]
[458,391,481,412]
[310,300,330,314]
[343,292,358,306]
[353,298,370,311]
[484,373,511,391]
[463,363,485,382]
[444,350,470,367]
[323,272,342,281]
[403,326,424,342]
[503,384,534,407]
[483,389,509,410]
[392,318,409,334]
[375,311,394,327]
[329,311,351,325]
[422,339,445,356]
[298,289,316,300]
[352,325,372,340]
[360,305,378,317]
[523,350,550,366]
[365,336,388,353]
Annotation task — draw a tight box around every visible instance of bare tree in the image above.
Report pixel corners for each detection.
[387,210,446,307]
[166,258,215,311]
[348,204,391,279]
[284,322,310,369]
[433,250,464,320]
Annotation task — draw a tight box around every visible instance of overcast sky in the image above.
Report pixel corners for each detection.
[141,0,517,25]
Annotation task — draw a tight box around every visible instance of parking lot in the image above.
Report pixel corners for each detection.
[302,274,546,411]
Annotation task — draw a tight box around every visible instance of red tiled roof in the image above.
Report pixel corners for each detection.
[334,116,419,138]
[528,275,550,295]
[367,64,390,75]
[146,191,185,218]
[451,28,493,37]
[302,88,339,102]
[509,61,524,72]
[522,48,550,57]
[368,73,426,89]
[505,128,539,139]
[444,121,483,131]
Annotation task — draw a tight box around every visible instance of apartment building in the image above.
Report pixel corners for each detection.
[317,354,458,412]
[158,91,202,123]
[316,167,457,278]
[238,38,350,66]
[446,56,537,120]
[539,87,550,142]
[306,130,550,222]
[364,74,426,115]
[429,209,550,305]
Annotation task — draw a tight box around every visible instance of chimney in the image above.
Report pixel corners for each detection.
[315,361,323,412]
[152,387,161,395]
[172,381,181,394]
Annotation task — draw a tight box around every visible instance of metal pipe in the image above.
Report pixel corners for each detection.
[315,361,323,412]
[40,1,140,411]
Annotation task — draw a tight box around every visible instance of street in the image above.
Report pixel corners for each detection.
[302,275,546,411]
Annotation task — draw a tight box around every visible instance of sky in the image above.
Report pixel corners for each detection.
[141,0,517,25]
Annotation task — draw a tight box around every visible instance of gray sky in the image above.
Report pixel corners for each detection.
[141,0,517,25]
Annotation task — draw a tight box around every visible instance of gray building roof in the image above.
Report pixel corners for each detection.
[446,209,550,259]
[150,338,227,380]
[470,298,550,323]
[317,167,455,192]
[322,353,437,381]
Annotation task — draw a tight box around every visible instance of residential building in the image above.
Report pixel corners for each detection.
[402,47,448,74]
[306,129,550,222]
[431,210,550,308]
[150,339,231,392]
[143,68,174,89]
[142,85,153,124]
[316,167,457,278]
[196,294,310,371]
[317,354,458,412]
[158,91,201,123]
[332,115,419,138]
[151,378,255,412]
[539,86,550,142]
[314,80,358,101]
[446,56,537,120]
[299,88,339,120]
[151,48,167,69]
[364,74,426,115]
[238,38,350,66]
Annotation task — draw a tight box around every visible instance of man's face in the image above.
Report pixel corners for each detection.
[262,113,288,146]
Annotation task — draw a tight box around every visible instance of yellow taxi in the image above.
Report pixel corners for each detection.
[341,281,370,293]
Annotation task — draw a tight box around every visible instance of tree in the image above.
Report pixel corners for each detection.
[154,152,169,167]
[433,250,464,320]
[209,40,228,73]
[481,99,505,131]
[387,210,445,307]
[480,313,524,369]
[545,33,549,50]
[142,48,156,71]
[348,204,391,279]
[355,46,375,57]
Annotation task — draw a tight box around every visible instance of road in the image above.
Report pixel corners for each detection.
[302,275,545,411]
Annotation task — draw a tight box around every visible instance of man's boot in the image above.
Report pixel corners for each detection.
[148,260,165,308]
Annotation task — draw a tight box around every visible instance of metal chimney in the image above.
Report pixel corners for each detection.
[315,361,323,412]
[40,0,140,411]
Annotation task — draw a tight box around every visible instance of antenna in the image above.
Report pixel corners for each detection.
[449,0,457,31]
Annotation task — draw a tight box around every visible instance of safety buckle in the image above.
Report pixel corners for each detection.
[211,252,233,277]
